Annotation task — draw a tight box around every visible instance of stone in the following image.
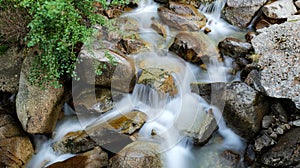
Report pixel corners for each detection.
[16,55,64,134]
[222,82,269,139]
[226,0,267,7]
[157,2,206,31]
[77,46,136,92]
[0,111,34,167]
[169,31,219,64]
[109,141,163,168]
[287,15,300,21]
[251,21,300,110]
[254,133,274,152]
[296,1,300,8]
[292,119,300,126]
[0,47,24,93]
[262,115,275,129]
[262,0,297,19]
[270,100,288,123]
[151,20,167,38]
[259,128,300,167]
[218,37,253,59]
[47,147,108,168]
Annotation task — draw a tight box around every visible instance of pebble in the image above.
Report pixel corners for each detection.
[275,127,284,135]
[292,119,300,126]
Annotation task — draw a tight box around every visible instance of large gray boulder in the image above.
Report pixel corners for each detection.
[223,82,269,139]
[251,21,300,110]
[222,0,267,28]
[16,55,64,134]
[262,0,297,19]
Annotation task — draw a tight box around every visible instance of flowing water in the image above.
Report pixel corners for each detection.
[27,0,247,167]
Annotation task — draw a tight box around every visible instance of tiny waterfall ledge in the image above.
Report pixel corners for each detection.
[26,0,247,167]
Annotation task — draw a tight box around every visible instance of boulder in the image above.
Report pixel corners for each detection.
[0,111,34,167]
[169,31,219,64]
[296,1,300,8]
[158,2,206,31]
[16,55,64,134]
[0,47,24,93]
[109,141,163,168]
[262,0,297,19]
[222,0,267,28]
[251,21,300,110]
[47,147,108,168]
[259,128,300,167]
[222,82,269,139]
[218,37,253,59]
[77,46,136,92]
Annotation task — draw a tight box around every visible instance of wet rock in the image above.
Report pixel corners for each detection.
[262,115,275,129]
[223,82,269,139]
[0,111,34,167]
[262,0,297,19]
[190,82,226,104]
[169,31,219,64]
[287,15,300,21]
[0,47,25,93]
[151,20,167,38]
[137,67,178,96]
[109,141,163,168]
[53,111,145,154]
[296,1,300,8]
[158,2,206,31]
[254,133,274,152]
[77,45,136,92]
[251,21,300,110]
[244,69,263,91]
[259,128,300,167]
[47,147,108,168]
[270,100,289,123]
[226,0,267,7]
[16,55,64,134]
[291,119,300,126]
[218,37,253,59]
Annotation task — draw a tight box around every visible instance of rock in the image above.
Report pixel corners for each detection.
[137,67,178,96]
[287,15,300,21]
[244,69,264,91]
[109,141,163,168]
[262,115,275,129]
[223,5,262,28]
[222,82,269,139]
[151,20,167,38]
[226,0,267,7]
[254,133,274,152]
[251,21,300,110]
[169,31,219,64]
[16,55,64,134]
[47,147,108,168]
[157,2,206,31]
[0,111,34,167]
[53,111,146,154]
[296,1,300,8]
[270,100,288,123]
[292,119,300,126]
[262,0,297,19]
[190,82,226,104]
[0,47,25,93]
[259,128,300,167]
[77,45,136,92]
[218,37,253,59]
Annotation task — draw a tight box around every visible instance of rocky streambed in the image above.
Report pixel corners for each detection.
[1,0,300,167]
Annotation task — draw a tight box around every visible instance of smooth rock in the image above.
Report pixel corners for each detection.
[296,1,300,8]
[223,82,269,139]
[262,115,275,129]
[251,21,300,110]
[292,119,300,126]
[151,20,167,38]
[169,31,219,64]
[226,0,267,7]
[109,141,163,168]
[47,147,108,168]
[259,128,300,167]
[16,55,64,134]
[218,37,253,59]
[262,0,297,19]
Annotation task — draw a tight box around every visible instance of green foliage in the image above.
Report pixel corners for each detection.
[0,0,129,88]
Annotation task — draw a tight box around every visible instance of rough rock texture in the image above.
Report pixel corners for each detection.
[0,47,25,93]
[16,55,64,134]
[169,31,219,64]
[226,0,267,7]
[259,128,300,167]
[77,46,136,92]
[223,82,269,139]
[47,147,108,168]
[109,141,163,168]
[251,21,300,109]
[0,111,34,167]
[218,37,253,59]
[158,2,206,31]
[53,111,146,154]
[262,0,297,19]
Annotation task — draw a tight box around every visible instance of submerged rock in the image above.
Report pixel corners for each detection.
[251,21,300,110]
[0,111,34,167]
[262,0,297,19]
[223,82,269,140]
[259,128,300,167]
[169,31,219,64]
[47,147,108,168]
[109,141,163,168]
[218,37,253,59]
[16,55,64,134]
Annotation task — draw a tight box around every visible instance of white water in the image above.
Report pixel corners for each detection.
[27,0,246,167]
